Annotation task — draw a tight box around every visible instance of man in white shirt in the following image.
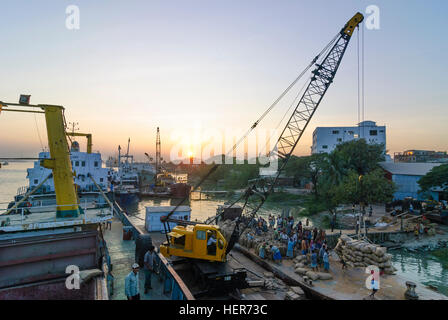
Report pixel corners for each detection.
[125,263,140,300]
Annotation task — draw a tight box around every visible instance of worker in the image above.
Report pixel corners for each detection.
[369,205,373,217]
[323,249,330,272]
[318,243,326,266]
[125,263,140,300]
[419,221,424,235]
[207,232,217,255]
[301,239,307,255]
[310,249,318,272]
[259,243,266,259]
[270,245,282,264]
[414,225,419,240]
[269,215,275,229]
[286,237,296,258]
[330,213,336,232]
[355,216,360,235]
[369,269,379,299]
[143,246,155,294]
[340,255,347,270]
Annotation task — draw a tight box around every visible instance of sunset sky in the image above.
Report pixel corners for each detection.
[1,0,447,162]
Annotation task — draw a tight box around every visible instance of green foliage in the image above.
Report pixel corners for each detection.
[418,164,448,192]
[297,139,394,215]
[331,139,385,175]
[300,195,328,216]
[335,168,396,206]
[265,192,303,203]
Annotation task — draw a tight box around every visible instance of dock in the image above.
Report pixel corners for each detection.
[235,243,448,300]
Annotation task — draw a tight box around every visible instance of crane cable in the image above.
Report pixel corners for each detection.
[357,25,366,135]
[161,32,342,232]
[362,23,365,123]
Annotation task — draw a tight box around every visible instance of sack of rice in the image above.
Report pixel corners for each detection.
[374,246,387,257]
[305,271,319,281]
[317,272,333,280]
[295,268,308,275]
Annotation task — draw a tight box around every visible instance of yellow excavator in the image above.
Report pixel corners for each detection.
[159,12,364,264]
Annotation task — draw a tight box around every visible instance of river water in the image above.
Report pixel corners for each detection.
[1,161,447,296]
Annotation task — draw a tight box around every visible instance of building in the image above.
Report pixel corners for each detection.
[311,120,386,154]
[394,150,448,163]
[379,162,443,201]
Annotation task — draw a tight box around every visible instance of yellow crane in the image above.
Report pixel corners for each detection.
[0,97,81,218]
[159,12,364,263]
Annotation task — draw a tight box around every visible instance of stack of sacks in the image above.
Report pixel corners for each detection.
[292,255,333,281]
[237,229,288,261]
[334,234,397,275]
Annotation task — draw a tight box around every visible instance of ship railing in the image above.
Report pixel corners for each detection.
[0,202,113,228]
[16,185,29,196]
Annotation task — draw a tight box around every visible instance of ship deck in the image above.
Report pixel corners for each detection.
[103,218,170,300]
[0,207,112,233]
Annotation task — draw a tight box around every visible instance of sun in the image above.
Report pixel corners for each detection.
[187,150,194,158]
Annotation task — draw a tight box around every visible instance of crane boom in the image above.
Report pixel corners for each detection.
[225,12,364,253]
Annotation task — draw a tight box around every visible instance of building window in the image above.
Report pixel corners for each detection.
[81,161,86,167]
[337,138,342,142]
[332,130,339,134]
[348,131,354,135]
[370,130,378,136]
[354,134,359,138]
[322,145,328,149]
[34,179,38,184]
[94,161,99,167]
[380,130,384,133]
[75,161,79,167]
[100,178,103,182]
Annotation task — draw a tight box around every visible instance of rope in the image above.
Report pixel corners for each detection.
[357,25,361,131]
[33,107,45,152]
[161,32,342,226]
[362,24,365,123]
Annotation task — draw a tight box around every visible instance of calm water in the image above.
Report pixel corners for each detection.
[0,161,31,210]
[2,162,447,296]
[390,248,448,296]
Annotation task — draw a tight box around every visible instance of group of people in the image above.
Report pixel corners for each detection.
[254,214,331,272]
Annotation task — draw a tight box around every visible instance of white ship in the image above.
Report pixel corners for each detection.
[9,140,112,213]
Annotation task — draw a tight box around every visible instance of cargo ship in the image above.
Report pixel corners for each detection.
[7,140,112,214]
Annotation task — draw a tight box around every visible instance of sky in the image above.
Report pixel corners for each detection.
[1,0,447,162]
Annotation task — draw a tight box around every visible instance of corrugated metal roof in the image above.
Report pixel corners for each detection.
[379,162,443,176]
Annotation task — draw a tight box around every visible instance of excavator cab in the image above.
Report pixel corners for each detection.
[159,224,228,262]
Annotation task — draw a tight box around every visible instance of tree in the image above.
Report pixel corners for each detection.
[418,164,448,193]
[331,139,385,175]
[337,169,396,206]
[284,154,326,196]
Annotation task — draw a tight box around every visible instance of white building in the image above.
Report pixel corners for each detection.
[311,120,386,154]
